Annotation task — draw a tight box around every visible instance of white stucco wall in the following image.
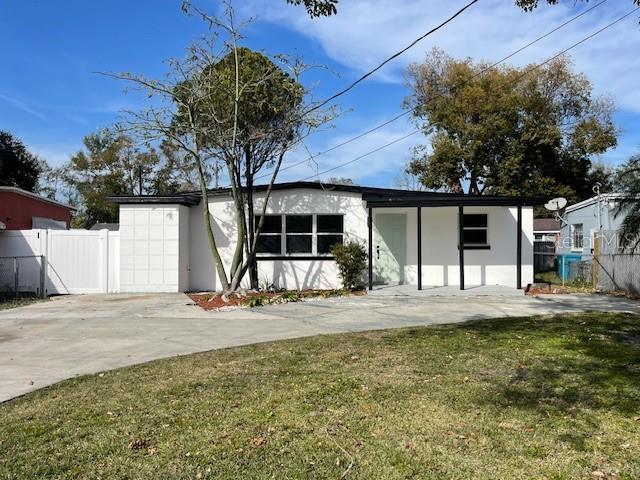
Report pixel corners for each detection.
[188,188,368,291]
[120,189,533,292]
[372,206,533,289]
[419,206,533,288]
[120,205,190,293]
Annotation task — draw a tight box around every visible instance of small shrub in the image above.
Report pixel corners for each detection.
[246,295,268,307]
[280,291,301,303]
[331,241,367,290]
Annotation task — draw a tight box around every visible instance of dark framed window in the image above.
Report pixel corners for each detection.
[255,215,283,254]
[286,215,312,254]
[254,214,344,257]
[256,215,282,234]
[317,214,343,254]
[462,214,488,246]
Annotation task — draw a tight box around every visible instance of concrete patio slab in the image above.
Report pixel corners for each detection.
[1,292,639,402]
[369,284,523,297]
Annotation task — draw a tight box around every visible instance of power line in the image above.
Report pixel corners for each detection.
[304,0,482,116]
[262,0,610,181]
[299,131,421,181]
[300,5,639,182]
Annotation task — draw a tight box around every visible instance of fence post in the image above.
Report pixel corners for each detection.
[13,257,19,298]
[101,229,109,293]
[40,255,46,298]
[592,233,599,289]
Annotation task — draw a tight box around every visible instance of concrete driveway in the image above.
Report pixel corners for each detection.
[1,292,639,402]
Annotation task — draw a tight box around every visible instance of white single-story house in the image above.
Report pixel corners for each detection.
[108,182,542,293]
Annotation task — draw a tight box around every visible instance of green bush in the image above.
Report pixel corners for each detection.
[331,241,367,290]
[246,295,268,307]
[279,291,301,303]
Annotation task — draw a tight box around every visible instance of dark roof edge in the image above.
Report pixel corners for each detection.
[107,195,199,206]
[365,196,549,208]
[107,182,549,207]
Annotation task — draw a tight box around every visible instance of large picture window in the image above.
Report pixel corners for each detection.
[462,214,488,246]
[255,214,344,257]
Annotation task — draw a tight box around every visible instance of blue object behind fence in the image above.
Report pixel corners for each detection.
[557,253,582,281]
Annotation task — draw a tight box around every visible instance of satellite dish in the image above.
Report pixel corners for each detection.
[544,197,567,212]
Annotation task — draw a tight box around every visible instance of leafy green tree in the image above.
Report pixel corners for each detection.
[516,0,639,11]
[405,50,617,201]
[287,0,640,17]
[112,4,334,295]
[62,129,197,228]
[0,131,41,191]
[286,0,337,17]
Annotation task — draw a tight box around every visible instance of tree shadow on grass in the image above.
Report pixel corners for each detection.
[453,313,640,417]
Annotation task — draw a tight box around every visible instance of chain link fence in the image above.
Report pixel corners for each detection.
[0,255,46,299]
[534,232,640,294]
[534,250,594,287]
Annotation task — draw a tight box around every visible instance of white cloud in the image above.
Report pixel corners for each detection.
[246,0,640,111]
[271,116,422,184]
[0,94,46,120]
[29,143,80,166]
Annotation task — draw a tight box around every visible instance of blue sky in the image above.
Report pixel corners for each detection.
[1,0,639,188]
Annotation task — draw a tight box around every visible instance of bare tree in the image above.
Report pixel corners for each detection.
[105,2,335,296]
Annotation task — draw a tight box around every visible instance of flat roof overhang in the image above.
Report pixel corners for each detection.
[364,195,549,208]
[106,195,200,206]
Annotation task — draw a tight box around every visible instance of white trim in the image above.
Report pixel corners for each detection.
[565,194,624,213]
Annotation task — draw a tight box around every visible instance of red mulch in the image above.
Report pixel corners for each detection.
[188,289,366,311]
[188,291,281,310]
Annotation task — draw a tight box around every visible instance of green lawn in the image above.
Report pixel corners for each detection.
[2,313,639,479]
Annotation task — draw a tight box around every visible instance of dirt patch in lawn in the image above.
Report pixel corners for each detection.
[188,289,365,311]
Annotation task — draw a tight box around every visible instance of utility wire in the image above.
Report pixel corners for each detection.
[300,5,639,182]
[259,0,610,182]
[299,131,421,181]
[304,0,482,116]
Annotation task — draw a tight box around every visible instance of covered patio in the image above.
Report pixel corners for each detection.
[363,191,547,292]
[368,284,524,297]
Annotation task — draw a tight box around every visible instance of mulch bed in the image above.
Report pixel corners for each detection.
[188,289,365,311]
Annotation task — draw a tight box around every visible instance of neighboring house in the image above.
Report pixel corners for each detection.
[108,182,543,293]
[0,186,75,230]
[533,218,561,244]
[89,223,119,231]
[559,193,623,254]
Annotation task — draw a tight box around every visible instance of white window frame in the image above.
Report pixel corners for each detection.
[285,214,314,256]
[255,214,344,257]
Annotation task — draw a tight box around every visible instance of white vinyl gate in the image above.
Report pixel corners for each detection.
[0,229,120,295]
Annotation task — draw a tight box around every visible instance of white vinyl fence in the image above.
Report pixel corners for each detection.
[0,229,120,295]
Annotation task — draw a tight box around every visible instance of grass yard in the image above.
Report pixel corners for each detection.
[1,313,639,479]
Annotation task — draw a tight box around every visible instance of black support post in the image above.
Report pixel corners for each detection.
[516,205,522,290]
[417,206,422,290]
[368,207,373,291]
[458,205,465,290]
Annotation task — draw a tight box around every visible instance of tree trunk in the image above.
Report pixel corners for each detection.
[245,148,259,290]
[196,154,229,291]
